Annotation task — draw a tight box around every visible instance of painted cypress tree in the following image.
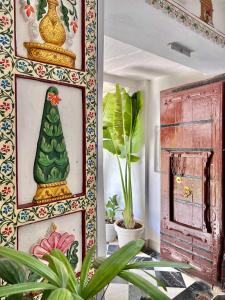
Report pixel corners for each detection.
[33,86,72,203]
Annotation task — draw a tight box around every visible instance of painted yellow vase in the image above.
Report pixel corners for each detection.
[39,0,66,47]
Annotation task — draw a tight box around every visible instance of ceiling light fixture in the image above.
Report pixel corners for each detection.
[168,42,194,57]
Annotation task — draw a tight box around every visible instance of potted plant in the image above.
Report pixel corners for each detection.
[103,84,144,247]
[0,240,190,300]
[105,194,120,243]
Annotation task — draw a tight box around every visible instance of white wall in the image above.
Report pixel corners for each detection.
[146,70,211,251]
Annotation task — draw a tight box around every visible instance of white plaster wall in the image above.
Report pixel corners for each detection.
[146,70,211,251]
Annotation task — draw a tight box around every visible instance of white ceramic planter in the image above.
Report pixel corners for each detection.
[106,223,117,243]
[114,219,144,247]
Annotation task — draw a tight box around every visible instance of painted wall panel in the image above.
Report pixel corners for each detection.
[0,0,97,268]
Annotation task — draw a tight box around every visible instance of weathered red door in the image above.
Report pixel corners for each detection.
[160,81,224,284]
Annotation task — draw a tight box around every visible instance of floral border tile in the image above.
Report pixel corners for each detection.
[0,0,97,252]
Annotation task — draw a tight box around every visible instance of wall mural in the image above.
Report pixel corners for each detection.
[0,0,97,270]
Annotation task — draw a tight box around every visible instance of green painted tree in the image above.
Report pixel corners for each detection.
[33,86,70,185]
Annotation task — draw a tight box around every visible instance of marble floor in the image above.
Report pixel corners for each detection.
[104,243,225,300]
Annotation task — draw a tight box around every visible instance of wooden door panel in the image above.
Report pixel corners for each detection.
[160,81,224,284]
[169,152,212,231]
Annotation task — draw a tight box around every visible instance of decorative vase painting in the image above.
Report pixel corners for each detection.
[16,76,85,206]
[16,0,83,69]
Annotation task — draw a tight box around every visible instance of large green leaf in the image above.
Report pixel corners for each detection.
[79,246,96,294]
[124,261,191,270]
[82,240,145,299]
[49,249,78,293]
[0,247,60,287]
[46,288,73,300]
[0,282,56,298]
[0,258,26,284]
[43,254,69,288]
[6,295,23,300]
[119,270,170,300]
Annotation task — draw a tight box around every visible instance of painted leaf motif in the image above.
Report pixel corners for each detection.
[36,165,46,183]
[54,124,63,137]
[38,152,55,167]
[66,241,79,270]
[55,152,69,166]
[60,1,70,32]
[41,137,53,153]
[37,0,47,21]
[48,167,61,182]
[44,122,54,137]
[47,108,60,124]
[54,139,66,153]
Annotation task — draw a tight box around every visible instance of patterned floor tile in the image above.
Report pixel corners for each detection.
[173,281,214,300]
[105,241,225,300]
[155,271,186,288]
[105,283,129,300]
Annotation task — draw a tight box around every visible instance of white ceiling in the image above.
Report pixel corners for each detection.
[104,36,195,80]
[104,0,225,77]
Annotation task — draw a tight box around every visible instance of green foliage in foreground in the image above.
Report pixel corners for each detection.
[0,240,191,300]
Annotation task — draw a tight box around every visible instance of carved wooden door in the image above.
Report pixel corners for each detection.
[160,81,224,284]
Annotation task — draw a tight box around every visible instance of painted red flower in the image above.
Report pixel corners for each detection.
[2,226,12,236]
[87,10,95,20]
[24,4,35,18]
[88,176,94,183]
[37,65,46,77]
[0,102,10,111]
[38,207,47,217]
[32,231,75,258]
[88,144,94,151]
[88,111,94,118]
[47,93,61,106]
[88,78,94,86]
[0,59,10,68]
[71,20,78,33]
[88,239,94,247]
[71,202,79,210]
[2,186,11,195]
[71,72,78,81]
[1,144,10,153]
[0,16,9,26]
[88,43,94,52]
[87,208,94,215]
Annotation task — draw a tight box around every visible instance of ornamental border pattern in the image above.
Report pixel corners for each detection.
[147,0,225,48]
[0,0,97,251]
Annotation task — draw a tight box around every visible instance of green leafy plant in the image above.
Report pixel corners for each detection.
[105,194,120,224]
[103,84,143,229]
[0,240,190,300]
